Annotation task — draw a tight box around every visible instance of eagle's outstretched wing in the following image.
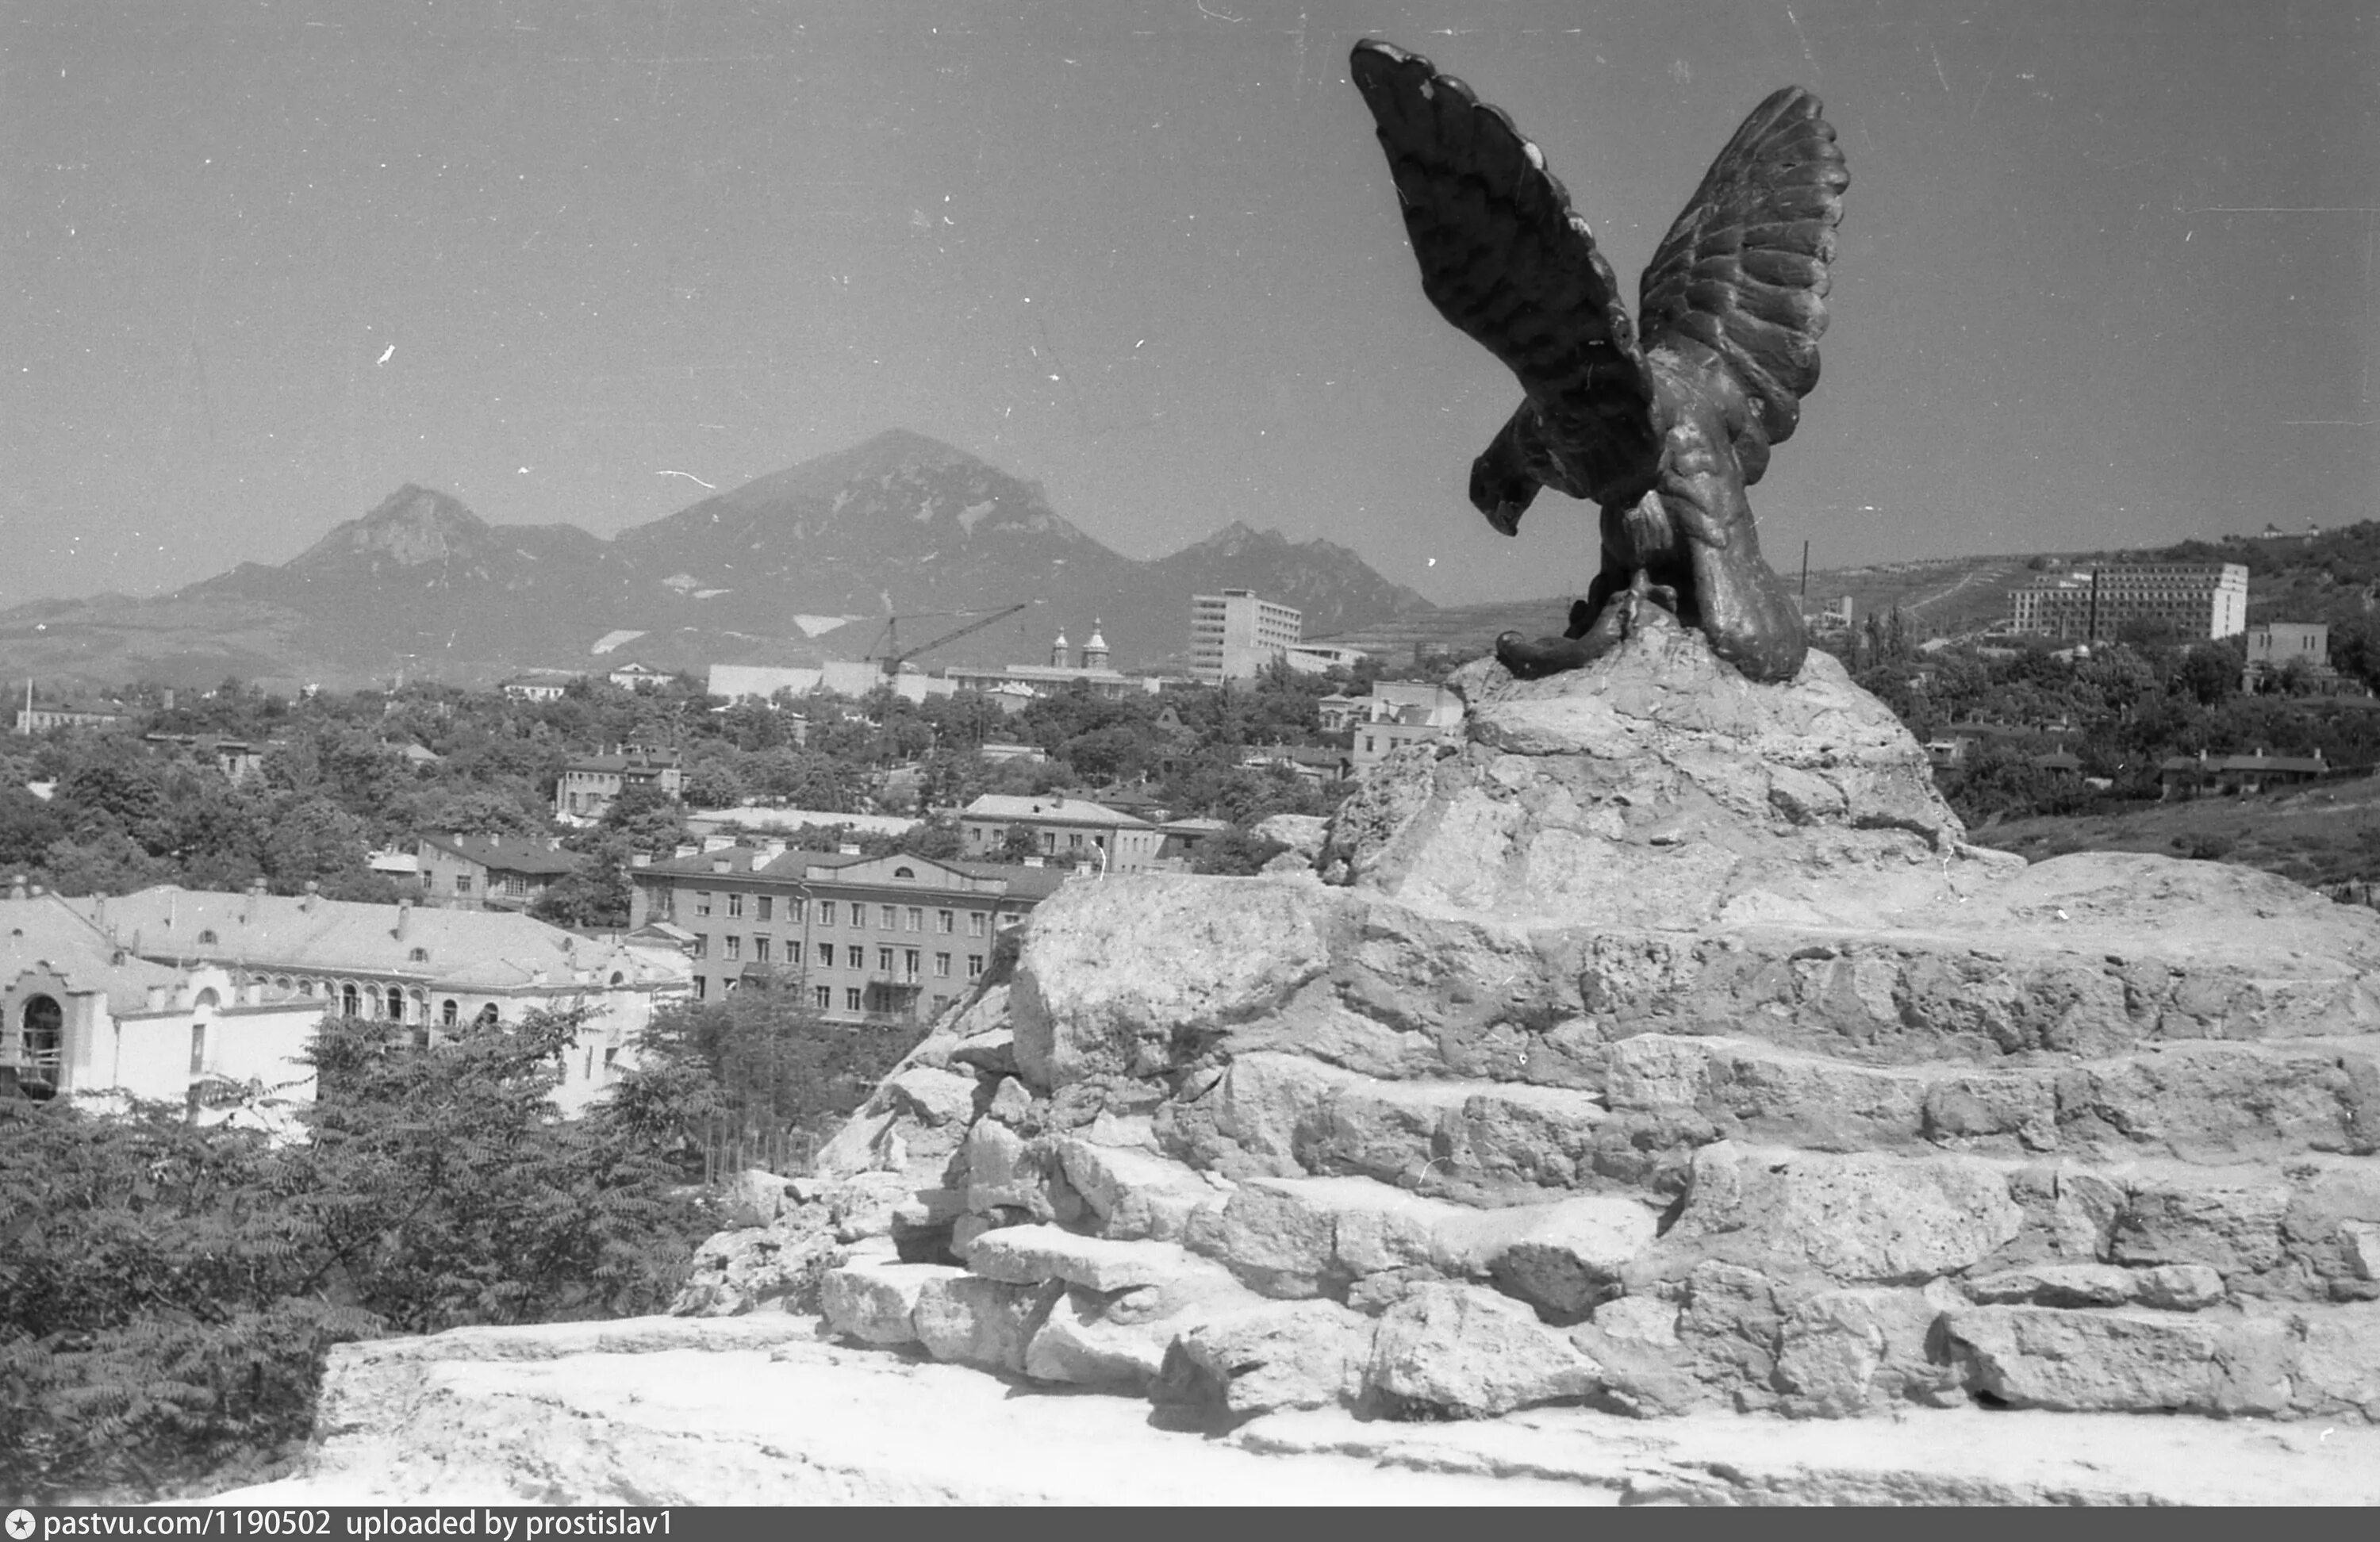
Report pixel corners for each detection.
[1636,87,1847,488]
[1349,38,1658,500]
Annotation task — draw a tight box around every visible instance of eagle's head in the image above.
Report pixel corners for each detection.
[1469,419,1541,537]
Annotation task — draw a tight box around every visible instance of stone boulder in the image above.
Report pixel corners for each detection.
[1153,1299,1375,1421]
[1364,1283,1602,1418]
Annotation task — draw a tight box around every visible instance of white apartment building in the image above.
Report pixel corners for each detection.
[1189,589,1303,685]
[2009,563,2248,642]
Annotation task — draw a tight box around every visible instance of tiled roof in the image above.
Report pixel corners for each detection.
[73,887,683,993]
[961,794,1150,827]
[417,834,583,876]
[641,846,1071,901]
[0,891,189,1016]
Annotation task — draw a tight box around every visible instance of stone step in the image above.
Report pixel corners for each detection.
[1603,1032,2380,1164]
[1645,1141,2380,1306]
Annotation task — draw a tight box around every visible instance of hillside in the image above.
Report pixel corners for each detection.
[1975,774,2380,895]
[0,432,1434,691]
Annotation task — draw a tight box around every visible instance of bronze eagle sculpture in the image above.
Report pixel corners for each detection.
[1349,39,1848,684]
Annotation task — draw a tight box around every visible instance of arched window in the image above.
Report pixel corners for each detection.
[609,972,624,987]
[192,988,220,1012]
[339,983,359,1017]
[198,930,218,945]
[409,947,429,963]
[892,865,916,880]
[386,987,405,1021]
[440,999,459,1026]
[476,1003,500,1028]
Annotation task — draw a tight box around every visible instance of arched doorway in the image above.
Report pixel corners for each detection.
[17,995,63,1099]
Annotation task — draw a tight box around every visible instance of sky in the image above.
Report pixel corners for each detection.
[4,0,2376,614]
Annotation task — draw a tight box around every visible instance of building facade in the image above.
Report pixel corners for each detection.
[555,746,685,822]
[74,884,689,1114]
[2009,563,2249,641]
[1348,682,1465,775]
[414,833,582,910]
[1188,589,1303,685]
[628,844,1065,1023]
[956,793,1165,870]
[2,882,321,1117]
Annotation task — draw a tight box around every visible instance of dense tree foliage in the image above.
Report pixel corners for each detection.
[0,1010,715,1504]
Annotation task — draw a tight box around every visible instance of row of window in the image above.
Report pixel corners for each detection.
[690,934,985,978]
[689,893,989,936]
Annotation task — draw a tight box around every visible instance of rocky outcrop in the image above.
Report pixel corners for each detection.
[695,612,2380,1440]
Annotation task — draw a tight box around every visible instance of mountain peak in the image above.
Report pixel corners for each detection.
[286,485,490,571]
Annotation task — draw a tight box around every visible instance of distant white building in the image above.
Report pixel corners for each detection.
[957,793,1165,871]
[1349,682,1464,775]
[2009,563,2248,641]
[1189,589,1303,685]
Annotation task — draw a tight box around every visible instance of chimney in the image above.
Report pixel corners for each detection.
[702,834,735,853]
[630,853,651,869]
[760,838,787,861]
[711,858,731,874]
[838,842,862,856]
[395,900,412,940]
[301,880,319,914]
[674,842,698,860]
[6,875,23,902]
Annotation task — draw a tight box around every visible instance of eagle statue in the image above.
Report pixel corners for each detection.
[1349,39,1848,684]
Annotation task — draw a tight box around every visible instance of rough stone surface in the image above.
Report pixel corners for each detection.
[1944,1306,2295,1416]
[1663,1143,2025,1284]
[1436,1196,1661,1319]
[911,1274,1053,1375]
[961,1224,1220,1295]
[820,1260,961,1347]
[1365,1283,1602,1417]
[1155,1299,1375,1420]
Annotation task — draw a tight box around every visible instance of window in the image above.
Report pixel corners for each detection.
[785,941,802,966]
[387,987,405,1020]
[455,874,474,895]
[877,946,895,973]
[904,949,920,979]
[967,954,984,977]
[817,943,834,969]
[340,984,359,1016]
[906,907,923,931]
[814,985,831,1011]
[938,910,954,934]
[1068,832,1082,850]
[754,936,771,963]
[477,1003,500,1027]
[935,952,951,977]
[787,897,804,924]
[969,912,987,938]
[757,896,773,922]
[724,936,741,961]
[844,988,862,1012]
[1042,831,1057,853]
[724,978,739,994]
[694,976,707,1000]
[442,999,459,1026]
[880,905,897,930]
[198,929,219,945]
[819,901,836,926]
[727,892,744,919]
[893,865,916,880]
[189,1023,206,1075]
[692,935,708,960]
[409,946,429,963]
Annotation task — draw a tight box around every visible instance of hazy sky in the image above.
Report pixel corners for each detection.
[5,0,2375,612]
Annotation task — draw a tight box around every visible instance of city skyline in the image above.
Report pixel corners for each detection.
[6,1,2374,613]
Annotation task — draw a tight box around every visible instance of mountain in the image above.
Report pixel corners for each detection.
[0,431,1434,691]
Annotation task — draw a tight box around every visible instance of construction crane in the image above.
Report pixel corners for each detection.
[869,601,1036,675]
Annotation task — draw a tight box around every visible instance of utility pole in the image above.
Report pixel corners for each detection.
[1799,539,1810,600]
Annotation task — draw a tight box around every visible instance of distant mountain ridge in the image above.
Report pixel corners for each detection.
[0,431,1436,691]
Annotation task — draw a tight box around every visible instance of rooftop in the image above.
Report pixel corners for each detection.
[417,834,582,876]
[961,794,1152,827]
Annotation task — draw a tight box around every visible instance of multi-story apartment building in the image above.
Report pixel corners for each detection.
[2009,563,2248,641]
[554,746,685,822]
[1188,589,1303,685]
[956,793,1165,870]
[628,844,1066,1024]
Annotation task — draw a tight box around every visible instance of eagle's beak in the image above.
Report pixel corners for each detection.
[1484,501,1524,537]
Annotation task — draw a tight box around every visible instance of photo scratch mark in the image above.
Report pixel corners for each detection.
[658,470,717,489]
